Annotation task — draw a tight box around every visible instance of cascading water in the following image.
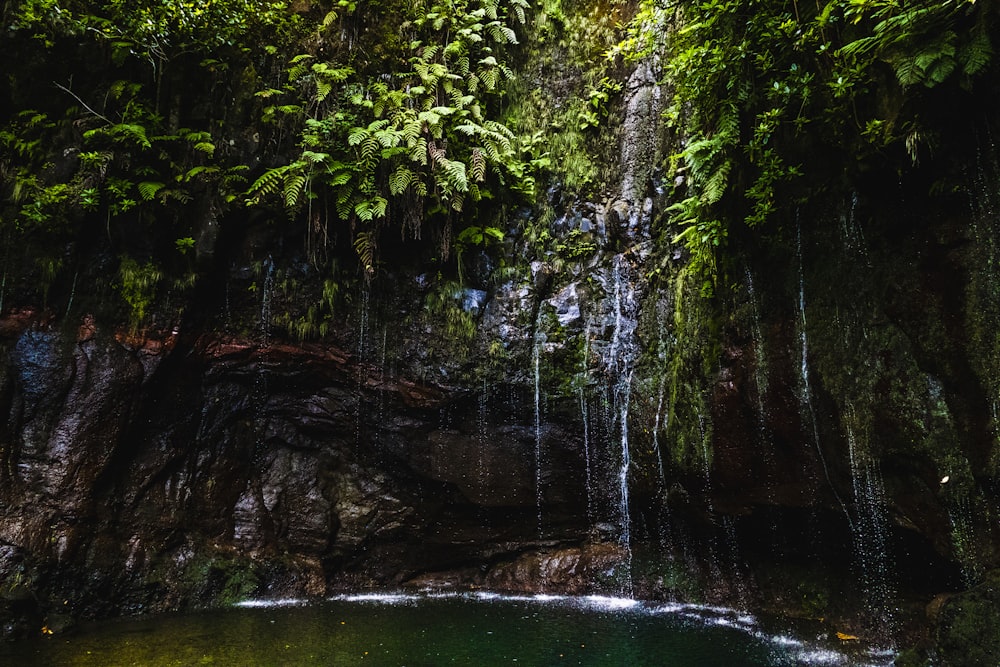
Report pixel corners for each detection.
[533,312,546,538]
[745,267,777,508]
[354,280,373,449]
[651,371,667,494]
[616,371,634,596]
[796,223,851,522]
[840,192,871,264]
[579,320,595,525]
[64,271,78,319]
[606,254,639,595]
[844,405,896,638]
[259,256,275,346]
[358,280,372,362]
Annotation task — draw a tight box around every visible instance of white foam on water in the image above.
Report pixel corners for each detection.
[234,598,307,608]
[424,591,463,599]
[767,634,805,647]
[470,591,504,601]
[332,593,416,604]
[579,595,639,611]
[310,590,891,665]
[791,648,849,665]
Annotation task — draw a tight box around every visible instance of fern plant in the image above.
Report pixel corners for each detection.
[617,0,994,293]
[245,0,534,273]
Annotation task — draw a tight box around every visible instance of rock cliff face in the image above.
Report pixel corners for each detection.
[4,133,1000,656]
[4,5,1000,663]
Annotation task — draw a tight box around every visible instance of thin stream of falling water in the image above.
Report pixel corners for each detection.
[224,281,232,330]
[845,407,896,639]
[358,281,371,361]
[796,224,853,530]
[607,255,638,595]
[579,320,594,525]
[947,497,982,587]
[373,326,388,452]
[354,281,372,448]
[533,313,545,538]
[64,271,78,319]
[745,267,769,405]
[745,267,778,509]
[260,256,275,346]
[617,371,635,597]
[840,192,871,264]
[478,375,488,477]
[695,410,725,586]
[651,373,667,487]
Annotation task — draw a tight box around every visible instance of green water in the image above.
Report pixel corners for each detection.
[1,594,881,666]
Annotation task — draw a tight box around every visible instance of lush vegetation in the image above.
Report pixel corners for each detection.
[0,0,536,328]
[615,0,996,293]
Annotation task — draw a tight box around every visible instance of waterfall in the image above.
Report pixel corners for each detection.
[607,254,639,595]
[580,320,594,526]
[947,497,982,587]
[745,267,777,507]
[844,407,896,637]
[358,280,371,361]
[259,256,275,346]
[840,192,870,264]
[533,314,546,538]
[478,376,489,493]
[354,280,373,449]
[651,372,667,492]
[796,224,850,522]
[616,371,634,596]
[64,270,78,319]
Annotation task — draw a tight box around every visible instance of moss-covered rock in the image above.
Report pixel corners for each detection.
[934,570,1000,666]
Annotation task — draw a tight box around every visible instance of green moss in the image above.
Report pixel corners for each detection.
[117,257,164,330]
[661,266,719,472]
[936,570,1000,666]
[535,301,587,398]
[171,553,262,607]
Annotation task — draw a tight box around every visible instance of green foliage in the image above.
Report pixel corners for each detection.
[617,0,994,288]
[175,237,196,254]
[577,77,623,130]
[117,256,163,327]
[10,0,304,65]
[246,0,534,272]
[424,279,478,345]
[455,224,504,282]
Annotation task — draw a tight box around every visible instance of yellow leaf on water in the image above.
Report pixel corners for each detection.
[836,632,859,641]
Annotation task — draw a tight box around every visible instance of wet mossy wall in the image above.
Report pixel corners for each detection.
[6,1,1000,660]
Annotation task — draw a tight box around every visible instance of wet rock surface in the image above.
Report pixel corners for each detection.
[0,322,600,633]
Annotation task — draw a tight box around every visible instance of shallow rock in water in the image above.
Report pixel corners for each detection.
[484,543,627,595]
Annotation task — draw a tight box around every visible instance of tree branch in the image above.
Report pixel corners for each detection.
[53,81,113,125]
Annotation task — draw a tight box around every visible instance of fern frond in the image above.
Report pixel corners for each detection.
[284,172,308,209]
[470,147,486,182]
[354,230,377,275]
[301,150,330,164]
[246,163,294,204]
[348,127,369,146]
[441,159,468,192]
[138,181,165,201]
[390,165,416,195]
[961,28,992,76]
[699,160,731,206]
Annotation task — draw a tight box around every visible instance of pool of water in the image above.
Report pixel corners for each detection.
[1,593,893,666]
